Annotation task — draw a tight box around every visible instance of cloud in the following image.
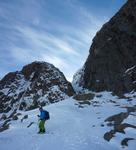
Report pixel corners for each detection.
[41,54,69,70]
[10,46,69,70]
[16,26,79,55]
[0,0,109,81]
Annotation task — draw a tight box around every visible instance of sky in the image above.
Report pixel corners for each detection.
[0,0,126,81]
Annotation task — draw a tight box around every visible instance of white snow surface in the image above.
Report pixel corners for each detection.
[72,67,85,92]
[0,92,136,150]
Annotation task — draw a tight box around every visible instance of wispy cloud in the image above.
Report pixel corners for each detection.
[0,0,117,81]
[16,26,79,55]
[10,47,37,63]
[41,54,69,70]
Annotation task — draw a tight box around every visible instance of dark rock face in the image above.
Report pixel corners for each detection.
[104,106,136,141]
[82,0,136,95]
[0,61,74,113]
[121,138,135,147]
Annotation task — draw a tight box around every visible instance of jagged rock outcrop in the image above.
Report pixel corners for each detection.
[0,61,74,113]
[74,0,136,95]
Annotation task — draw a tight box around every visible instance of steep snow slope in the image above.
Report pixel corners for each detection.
[0,92,135,150]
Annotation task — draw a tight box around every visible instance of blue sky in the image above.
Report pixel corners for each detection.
[0,0,126,81]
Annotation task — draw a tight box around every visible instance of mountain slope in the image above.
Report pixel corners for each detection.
[0,61,74,113]
[0,92,135,150]
[73,0,136,95]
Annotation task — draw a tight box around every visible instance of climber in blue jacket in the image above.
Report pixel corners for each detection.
[37,106,46,133]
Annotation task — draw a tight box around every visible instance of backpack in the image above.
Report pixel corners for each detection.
[44,110,50,120]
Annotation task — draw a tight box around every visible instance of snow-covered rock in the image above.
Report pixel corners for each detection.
[72,67,85,92]
[0,61,74,113]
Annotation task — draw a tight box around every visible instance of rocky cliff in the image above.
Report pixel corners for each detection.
[0,61,74,113]
[74,0,136,95]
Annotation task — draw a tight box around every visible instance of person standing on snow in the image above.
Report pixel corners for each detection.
[38,106,50,134]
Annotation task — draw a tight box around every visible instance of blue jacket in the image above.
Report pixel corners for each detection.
[39,110,46,120]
